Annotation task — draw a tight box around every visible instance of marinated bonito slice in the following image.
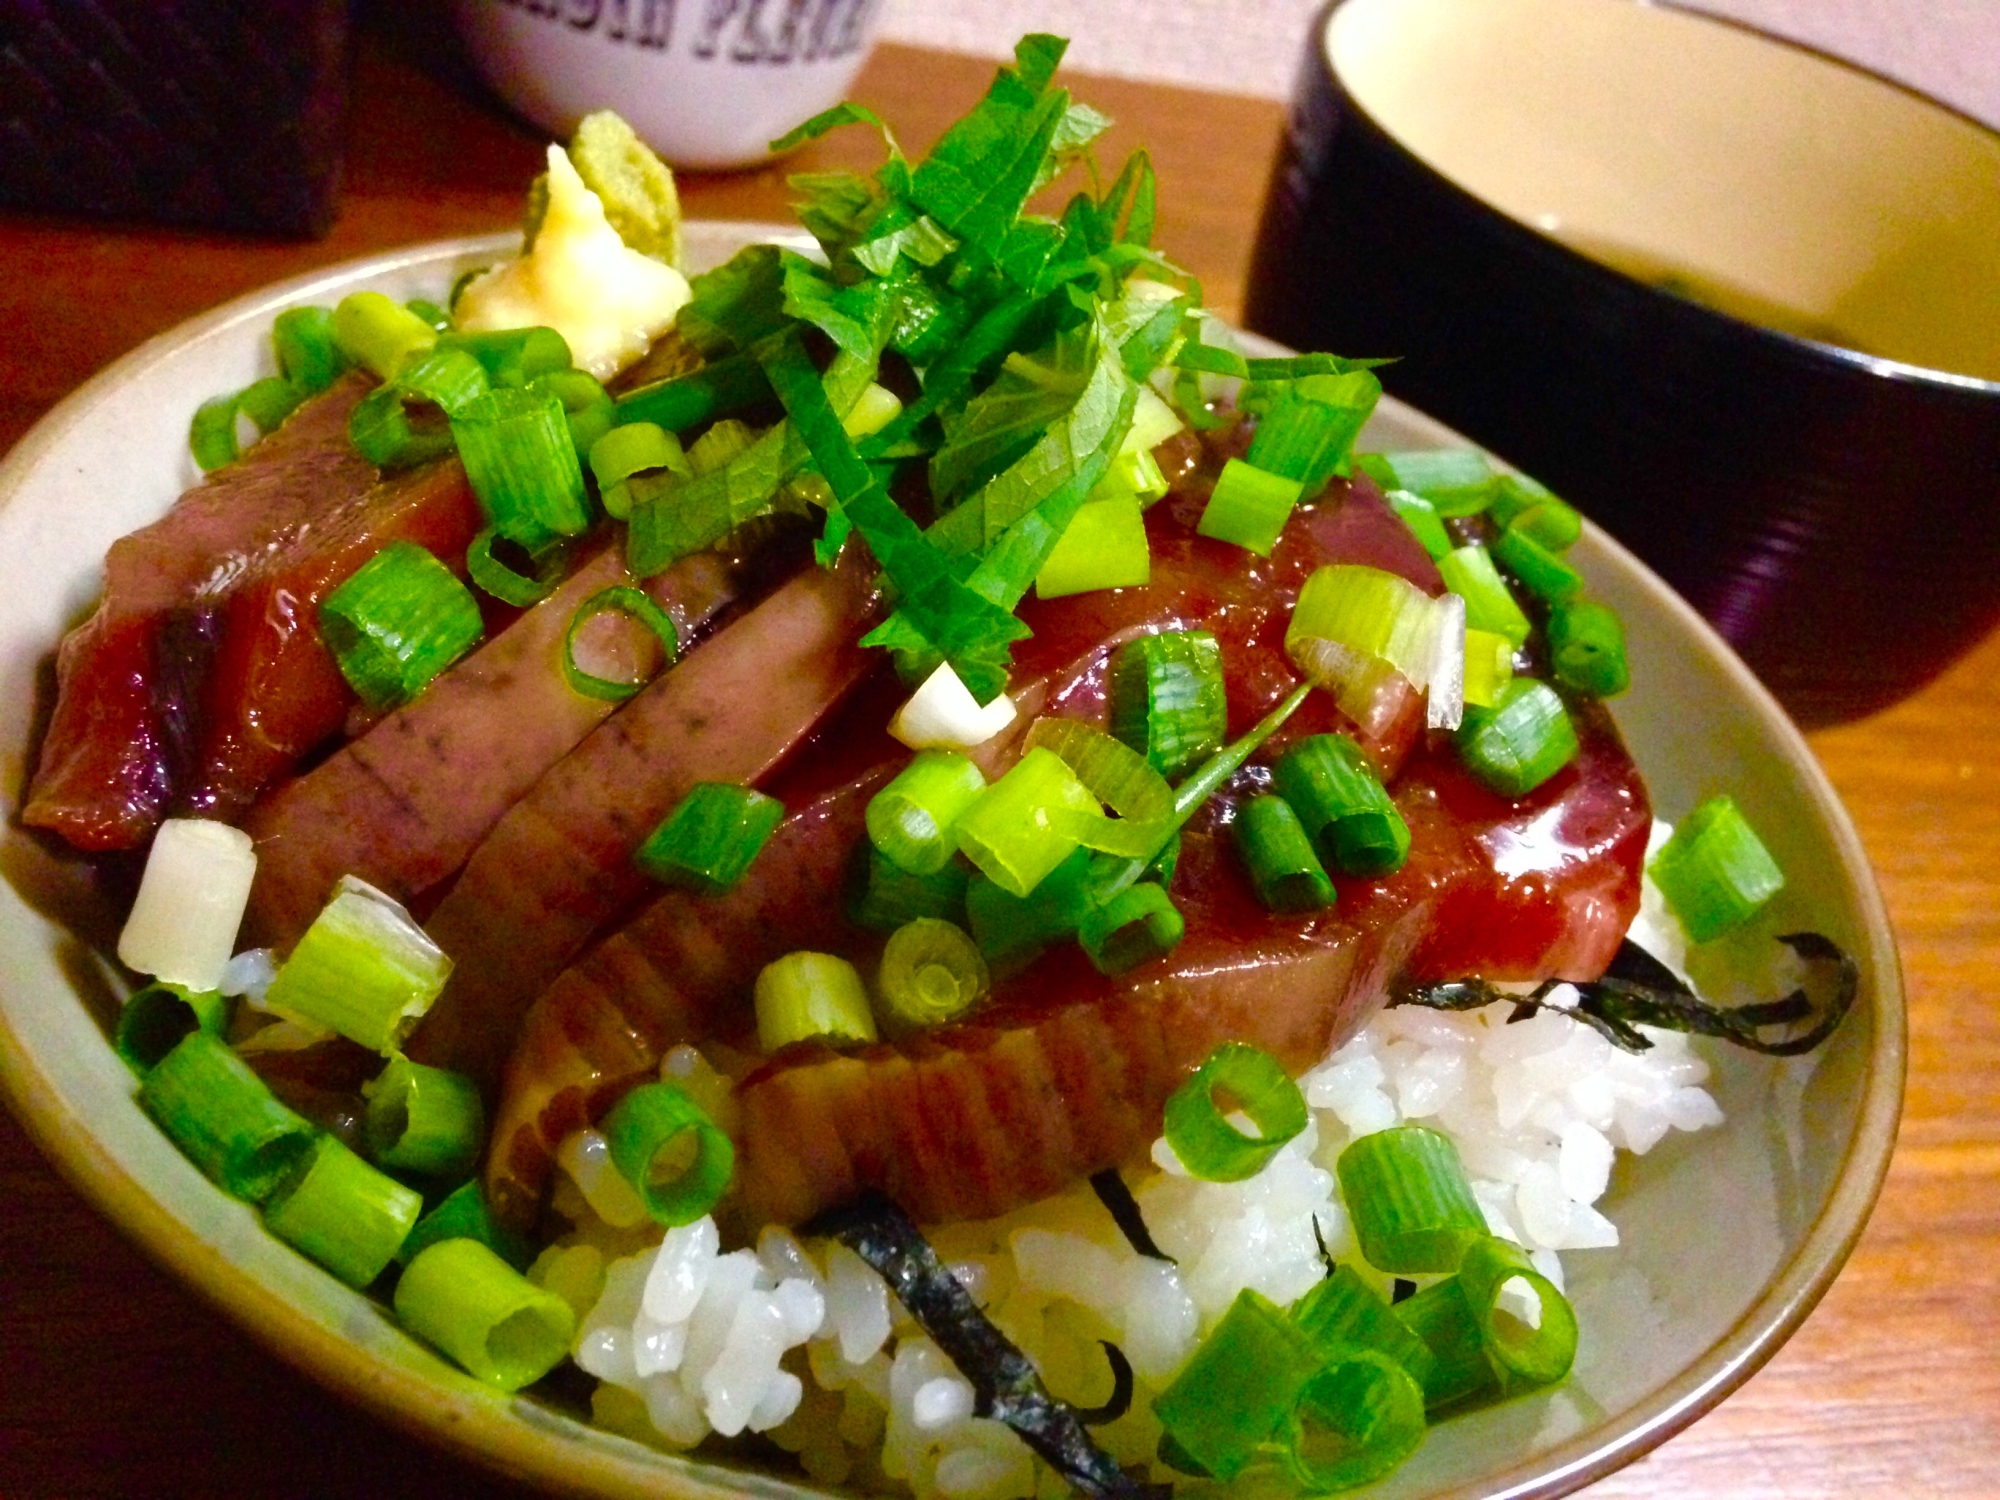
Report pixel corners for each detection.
[405,554,881,1089]
[727,706,1648,1228]
[24,376,377,850]
[242,537,783,951]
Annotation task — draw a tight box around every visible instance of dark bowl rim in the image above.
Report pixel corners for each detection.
[1306,0,2000,398]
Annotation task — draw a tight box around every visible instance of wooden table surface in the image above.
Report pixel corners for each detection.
[2,23,1995,1500]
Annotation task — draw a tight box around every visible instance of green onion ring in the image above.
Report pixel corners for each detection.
[602,1082,735,1227]
[562,585,680,702]
[1162,1041,1308,1182]
[466,526,570,607]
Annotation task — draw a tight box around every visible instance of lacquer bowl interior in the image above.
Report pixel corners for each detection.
[0,227,1903,1499]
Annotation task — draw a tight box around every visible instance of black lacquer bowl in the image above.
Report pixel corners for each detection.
[1246,0,2000,726]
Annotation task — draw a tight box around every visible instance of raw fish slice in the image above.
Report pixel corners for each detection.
[23,375,376,850]
[242,535,789,950]
[405,554,881,1089]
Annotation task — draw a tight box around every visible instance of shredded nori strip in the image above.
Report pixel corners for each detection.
[1391,1278,1417,1305]
[1311,1214,1337,1278]
[811,1191,1170,1500]
[1074,1341,1136,1426]
[1390,934,1857,1056]
[1091,1168,1175,1264]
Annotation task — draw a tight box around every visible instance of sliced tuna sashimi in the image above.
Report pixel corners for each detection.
[175,454,486,824]
[478,479,1547,1226]
[23,375,377,850]
[405,553,882,1090]
[728,704,1647,1228]
[241,532,796,951]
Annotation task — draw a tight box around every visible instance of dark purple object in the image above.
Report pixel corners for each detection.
[0,0,350,236]
[1245,0,2000,727]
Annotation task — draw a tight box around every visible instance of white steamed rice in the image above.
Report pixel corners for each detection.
[532,821,1720,1497]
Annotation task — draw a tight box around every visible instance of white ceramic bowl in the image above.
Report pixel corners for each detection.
[0,228,1904,1499]
[453,0,881,170]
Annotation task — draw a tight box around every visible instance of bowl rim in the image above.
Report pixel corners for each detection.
[1310,0,2000,399]
[0,228,1906,1500]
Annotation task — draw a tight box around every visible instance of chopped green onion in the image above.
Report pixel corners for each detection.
[263,1135,422,1288]
[451,386,592,546]
[1109,630,1226,781]
[400,1179,533,1270]
[614,353,774,433]
[1355,450,1497,517]
[1493,525,1584,604]
[1197,458,1303,557]
[331,290,438,380]
[687,416,759,474]
[1285,563,1453,734]
[1548,598,1630,698]
[889,659,1020,751]
[1393,1276,1501,1411]
[319,541,484,710]
[1077,879,1183,974]
[562,585,680,701]
[634,782,785,893]
[1024,716,1176,858]
[1034,496,1150,598]
[867,751,988,875]
[1274,734,1411,878]
[1647,794,1786,942]
[1509,498,1583,551]
[237,375,303,434]
[589,421,689,521]
[1242,370,1380,494]
[1462,627,1515,709]
[533,368,617,463]
[396,344,492,416]
[1291,1264,1436,1387]
[116,818,258,995]
[1152,1288,1322,1480]
[465,526,569,606]
[1336,1124,1488,1273]
[263,878,453,1055]
[849,845,971,932]
[394,1237,577,1391]
[842,381,904,439]
[877,917,990,1029]
[1456,678,1579,797]
[348,381,455,469]
[965,845,1097,971]
[272,306,347,395]
[1143,828,1182,889]
[445,326,573,388]
[754,952,877,1052]
[1282,1346,1428,1492]
[953,746,1100,898]
[1088,444,1167,506]
[115,982,230,1075]
[190,392,246,471]
[1437,545,1531,649]
[137,1031,318,1204]
[404,298,451,332]
[601,1082,735,1227]
[1234,795,1336,912]
[1384,489,1452,561]
[1164,1042,1309,1181]
[362,1056,486,1180]
[1454,1234,1578,1390]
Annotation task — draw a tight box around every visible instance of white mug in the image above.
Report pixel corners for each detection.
[454,0,884,171]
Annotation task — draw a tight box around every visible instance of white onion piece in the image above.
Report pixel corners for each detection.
[217,947,279,1006]
[888,662,1017,750]
[557,1128,650,1229]
[116,818,257,991]
[1423,591,1467,730]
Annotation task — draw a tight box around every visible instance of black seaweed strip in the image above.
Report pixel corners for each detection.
[1091,1169,1175,1264]
[1311,1214,1336,1278]
[1389,935,1858,1058]
[1391,1278,1416,1305]
[1074,1341,1136,1426]
[810,1191,1170,1500]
